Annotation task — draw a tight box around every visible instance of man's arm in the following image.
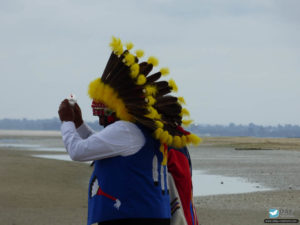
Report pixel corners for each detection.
[61,121,145,162]
[76,122,95,139]
[58,99,145,162]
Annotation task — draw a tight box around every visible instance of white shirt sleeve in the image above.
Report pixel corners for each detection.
[76,122,95,139]
[61,121,145,162]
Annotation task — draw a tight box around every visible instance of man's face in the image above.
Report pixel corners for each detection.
[91,101,115,127]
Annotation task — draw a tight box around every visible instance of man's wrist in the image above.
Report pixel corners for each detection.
[75,119,84,128]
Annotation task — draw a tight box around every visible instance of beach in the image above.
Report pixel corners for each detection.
[0,132,299,225]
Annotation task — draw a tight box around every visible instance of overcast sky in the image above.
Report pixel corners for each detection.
[0,0,299,125]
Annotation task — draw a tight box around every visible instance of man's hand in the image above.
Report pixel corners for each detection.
[58,99,75,122]
[74,103,83,128]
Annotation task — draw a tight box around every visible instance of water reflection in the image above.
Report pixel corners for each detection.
[192,170,271,196]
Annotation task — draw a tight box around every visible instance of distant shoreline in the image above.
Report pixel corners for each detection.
[1,130,300,150]
[200,136,300,151]
[1,118,300,138]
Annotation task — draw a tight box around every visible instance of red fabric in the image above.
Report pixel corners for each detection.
[168,149,193,225]
[97,187,117,201]
[176,126,190,135]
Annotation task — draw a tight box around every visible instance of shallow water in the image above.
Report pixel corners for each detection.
[32,154,73,161]
[192,170,271,196]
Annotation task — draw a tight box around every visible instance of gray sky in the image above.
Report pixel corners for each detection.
[0,0,299,125]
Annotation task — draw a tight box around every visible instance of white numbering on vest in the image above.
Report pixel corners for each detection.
[166,169,170,194]
[152,155,159,186]
[161,166,165,194]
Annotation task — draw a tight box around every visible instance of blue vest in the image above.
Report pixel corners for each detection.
[87,125,170,225]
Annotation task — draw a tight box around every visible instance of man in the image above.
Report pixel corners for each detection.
[58,37,201,225]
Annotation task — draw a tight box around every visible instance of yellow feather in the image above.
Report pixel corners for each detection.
[102,85,113,103]
[182,119,193,126]
[135,49,144,58]
[153,107,161,119]
[88,78,106,102]
[126,42,134,50]
[145,106,161,119]
[154,128,163,139]
[155,120,164,128]
[123,53,135,66]
[173,136,182,148]
[144,85,158,96]
[160,67,169,76]
[187,134,202,145]
[109,36,123,56]
[136,75,146,85]
[95,82,104,101]
[181,135,187,146]
[109,36,117,50]
[146,96,156,105]
[160,144,168,165]
[88,78,100,100]
[147,56,159,67]
[178,97,186,105]
[180,108,190,117]
[168,79,178,92]
[167,135,173,146]
[162,155,167,165]
[145,106,154,118]
[160,131,169,143]
[130,63,140,78]
[87,78,133,122]
[160,144,164,154]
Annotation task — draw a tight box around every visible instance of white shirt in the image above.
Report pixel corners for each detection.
[61,121,146,162]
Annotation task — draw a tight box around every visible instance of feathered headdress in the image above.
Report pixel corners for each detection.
[88,37,201,160]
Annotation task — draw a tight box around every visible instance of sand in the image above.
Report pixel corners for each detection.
[195,190,300,225]
[0,148,90,225]
[201,136,300,151]
[0,135,300,225]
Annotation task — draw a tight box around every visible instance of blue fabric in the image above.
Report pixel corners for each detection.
[87,125,170,225]
[190,203,195,225]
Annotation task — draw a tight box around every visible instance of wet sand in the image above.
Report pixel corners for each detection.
[0,148,90,225]
[0,134,300,225]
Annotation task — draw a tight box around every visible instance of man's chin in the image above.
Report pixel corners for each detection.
[98,117,107,127]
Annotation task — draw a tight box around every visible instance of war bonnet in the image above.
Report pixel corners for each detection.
[88,37,201,153]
